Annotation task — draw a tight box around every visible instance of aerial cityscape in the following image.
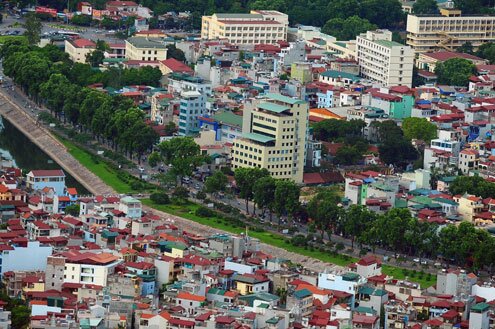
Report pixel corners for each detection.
[0,0,495,328]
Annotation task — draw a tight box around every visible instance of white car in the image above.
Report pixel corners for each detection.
[413,258,420,263]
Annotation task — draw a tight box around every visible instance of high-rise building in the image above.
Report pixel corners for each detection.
[201,10,288,45]
[356,30,414,87]
[178,90,206,136]
[406,11,495,53]
[231,93,308,183]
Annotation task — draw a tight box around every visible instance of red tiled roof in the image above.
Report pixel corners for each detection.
[160,58,193,73]
[72,38,96,48]
[29,170,65,177]
[176,292,206,302]
[352,314,378,325]
[424,51,484,62]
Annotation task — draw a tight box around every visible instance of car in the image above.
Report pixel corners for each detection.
[194,184,201,189]
[413,258,420,263]
[108,30,116,33]
[421,260,428,265]
[434,262,442,267]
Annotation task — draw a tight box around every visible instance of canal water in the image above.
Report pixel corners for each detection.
[0,115,89,194]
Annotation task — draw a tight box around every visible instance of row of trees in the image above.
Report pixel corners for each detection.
[220,168,495,271]
[1,40,159,161]
[308,192,495,271]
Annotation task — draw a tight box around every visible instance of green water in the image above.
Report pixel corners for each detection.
[0,115,89,194]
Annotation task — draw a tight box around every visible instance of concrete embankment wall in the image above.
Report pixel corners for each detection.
[0,94,115,195]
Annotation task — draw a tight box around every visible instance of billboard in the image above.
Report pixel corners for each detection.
[35,6,57,17]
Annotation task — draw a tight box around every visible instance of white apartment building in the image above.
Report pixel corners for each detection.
[62,252,122,286]
[406,12,495,53]
[356,30,414,87]
[201,10,288,45]
[231,93,309,183]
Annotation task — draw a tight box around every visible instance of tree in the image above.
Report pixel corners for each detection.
[40,73,71,118]
[205,171,228,194]
[308,190,340,239]
[148,151,161,168]
[253,176,276,217]
[321,16,377,40]
[457,42,474,54]
[453,0,482,14]
[11,305,30,329]
[476,42,495,64]
[402,117,437,142]
[274,180,300,225]
[339,205,376,248]
[150,191,170,204]
[234,167,270,213]
[326,0,360,19]
[71,14,92,26]
[359,0,405,28]
[334,145,363,165]
[24,13,42,45]
[435,58,476,86]
[379,139,419,166]
[158,137,204,183]
[166,44,187,62]
[412,0,439,14]
[172,186,189,203]
[449,176,495,198]
[86,50,105,67]
[164,122,177,136]
[65,204,80,216]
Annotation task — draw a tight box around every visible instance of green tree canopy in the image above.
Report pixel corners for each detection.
[476,42,495,64]
[205,171,228,194]
[402,117,437,142]
[412,0,439,14]
[449,176,495,198]
[158,137,203,182]
[24,13,42,45]
[321,16,377,40]
[435,58,476,86]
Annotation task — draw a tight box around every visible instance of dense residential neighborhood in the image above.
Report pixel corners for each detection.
[2,0,495,328]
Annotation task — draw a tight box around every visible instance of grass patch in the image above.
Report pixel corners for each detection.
[0,36,27,44]
[143,198,437,287]
[382,265,436,288]
[57,136,139,194]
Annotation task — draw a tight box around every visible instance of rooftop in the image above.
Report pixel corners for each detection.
[243,132,275,144]
[374,39,405,48]
[126,37,168,49]
[265,93,306,105]
[258,102,290,113]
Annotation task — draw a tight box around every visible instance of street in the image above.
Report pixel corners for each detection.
[0,22,444,278]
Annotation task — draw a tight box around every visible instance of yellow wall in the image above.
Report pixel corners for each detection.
[235,282,253,295]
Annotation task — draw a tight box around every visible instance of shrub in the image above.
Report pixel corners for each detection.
[195,206,215,217]
[150,192,170,205]
[335,242,345,251]
[291,234,307,247]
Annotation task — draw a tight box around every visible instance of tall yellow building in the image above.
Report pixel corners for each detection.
[406,12,495,53]
[231,93,309,183]
[201,10,288,45]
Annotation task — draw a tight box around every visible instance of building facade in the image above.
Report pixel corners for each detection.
[178,90,206,136]
[125,37,168,61]
[406,13,495,53]
[201,11,288,45]
[231,93,309,183]
[64,39,96,63]
[357,30,414,87]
